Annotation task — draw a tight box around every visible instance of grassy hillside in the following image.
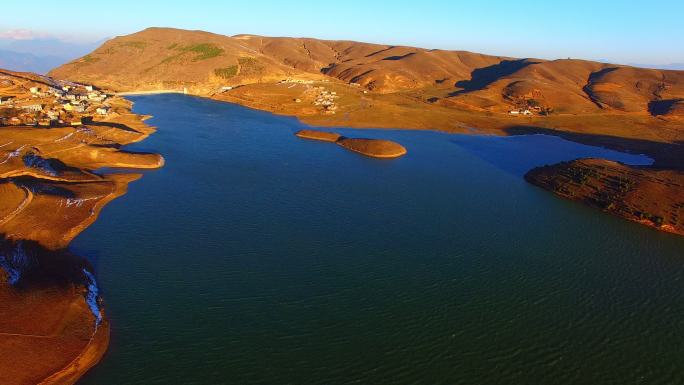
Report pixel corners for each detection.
[49,27,684,119]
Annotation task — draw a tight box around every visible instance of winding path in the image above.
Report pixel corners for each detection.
[0,187,33,226]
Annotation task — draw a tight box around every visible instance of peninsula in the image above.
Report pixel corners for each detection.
[0,68,162,385]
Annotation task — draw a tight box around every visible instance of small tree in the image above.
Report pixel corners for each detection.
[527,99,540,107]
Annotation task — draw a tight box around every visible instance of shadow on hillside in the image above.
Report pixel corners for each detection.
[503,125,684,170]
[12,176,77,198]
[90,143,122,149]
[582,67,620,108]
[450,59,539,96]
[22,152,82,177]
[586,67,619,83]
[88,121,142,134]
[382,52,416,61]
[0,237,93,289]
[648,99,683,116]
[364,46,397,58]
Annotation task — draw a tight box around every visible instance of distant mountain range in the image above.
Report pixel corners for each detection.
[0,49,68,74]
[595,59,684,71]
[629,63,684,71]
[0,37,105,74]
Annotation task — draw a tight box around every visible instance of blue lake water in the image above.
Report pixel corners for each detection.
[72,94,684,385]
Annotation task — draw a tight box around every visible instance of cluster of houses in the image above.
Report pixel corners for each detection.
[312,87,339,114]
[508,99,548,116]
[508,108,534,116]
[349,82,369,94]
[279,78,315,85]
[0,83,111,127]
[508,105,545,116]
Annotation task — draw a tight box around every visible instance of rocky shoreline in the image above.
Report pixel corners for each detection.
[93,87,684,238]
[525,158,684,237]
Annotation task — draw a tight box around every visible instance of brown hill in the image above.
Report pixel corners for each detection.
[445,59,607,113]
[48,28,303,92]
[49,27,684,120]
[49,28,510,95]
[585,66,684,112]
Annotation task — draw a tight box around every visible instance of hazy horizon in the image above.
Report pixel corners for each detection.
[1,0,683,67]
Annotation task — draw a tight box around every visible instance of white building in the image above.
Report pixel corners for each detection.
[509,109,533,116]
[22,104,43,112]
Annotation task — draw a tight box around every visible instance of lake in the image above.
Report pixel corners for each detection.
[73,94,684,385]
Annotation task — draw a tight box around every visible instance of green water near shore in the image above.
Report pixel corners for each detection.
[73,94,684,385]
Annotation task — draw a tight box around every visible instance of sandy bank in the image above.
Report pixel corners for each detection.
[337,138,408,158]
[37,318,110,385]
[295,129,342,142]
[117,90,187,96]
[294,129,407,158]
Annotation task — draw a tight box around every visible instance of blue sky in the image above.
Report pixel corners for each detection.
[1,0,683,64]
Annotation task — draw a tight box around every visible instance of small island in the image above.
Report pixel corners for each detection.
[295,129,341,142]
[295,129,407,158]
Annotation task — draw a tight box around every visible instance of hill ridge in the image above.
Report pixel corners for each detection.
[48,27,684,119]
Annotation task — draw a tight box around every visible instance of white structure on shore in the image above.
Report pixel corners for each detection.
[509,109,532,116]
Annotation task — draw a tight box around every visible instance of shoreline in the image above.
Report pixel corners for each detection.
[2,83,673,381]
[120,89,684,238]
[0,74,164,385]
[37,318,110,385]
[119,87,676,167]
[122,86,682,166]
[47,104,163,383]
[117,90,187,96]
[11,86,677,382]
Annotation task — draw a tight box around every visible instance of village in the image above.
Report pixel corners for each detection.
[0,77,111,128]
[220,77,346,115]
[278,78,343,114]
[507,98,552,116]
[312,87,339,114]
